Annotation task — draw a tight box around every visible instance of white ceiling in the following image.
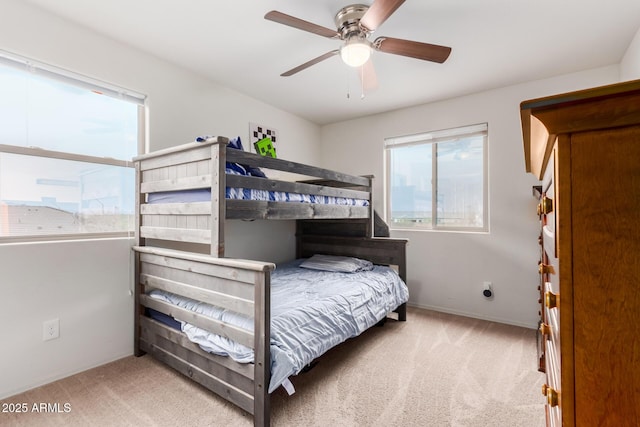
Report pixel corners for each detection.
[24,0,640,125]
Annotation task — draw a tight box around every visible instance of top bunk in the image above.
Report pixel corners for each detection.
[134,136,375,256]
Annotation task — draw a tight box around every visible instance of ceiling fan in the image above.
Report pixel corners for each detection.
[264,0,452,77]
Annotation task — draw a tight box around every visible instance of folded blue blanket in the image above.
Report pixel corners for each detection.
[196,135,266,178]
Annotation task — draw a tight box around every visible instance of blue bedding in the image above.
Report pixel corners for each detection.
[146,168,369,206]
[148,258,408,393]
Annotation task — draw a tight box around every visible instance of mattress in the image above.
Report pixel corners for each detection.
[146,168,369,206]
[147,258,408,393]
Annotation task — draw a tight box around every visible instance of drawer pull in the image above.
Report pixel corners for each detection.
[542,384,560,407]
[538,196,553,215]
[539,323,551,337]
[545,291,559,309]
[538,262,555,275]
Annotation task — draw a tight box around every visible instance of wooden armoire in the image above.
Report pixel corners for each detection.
[520,80,640,426]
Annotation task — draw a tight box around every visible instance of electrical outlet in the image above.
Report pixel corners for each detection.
[483,281,493,299]
[43,318,60,341]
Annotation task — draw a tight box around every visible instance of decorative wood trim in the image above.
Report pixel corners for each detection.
[141,202,211,215]
[138,334,254,413]
[133,137,229,163]
[226,199,369,220]
[253,272,271,427]
[521,79,640,179]
[140,316,254,382]
[211,142,225,257]
[140,175,212,193]
[140,226,211,244]
[140,273,254,317]
[134,246,275,273]
[227,149,370,187]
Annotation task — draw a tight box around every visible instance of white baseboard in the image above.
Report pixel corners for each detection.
[407,302,538,330]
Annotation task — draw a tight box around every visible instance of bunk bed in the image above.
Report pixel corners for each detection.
[132,136,408,426]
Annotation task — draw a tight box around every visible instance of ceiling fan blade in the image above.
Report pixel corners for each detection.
[374,37,452,63]
[265,11,340,39]
[360,0,406,32]
[281,50,340,76]
[359,59,379,92]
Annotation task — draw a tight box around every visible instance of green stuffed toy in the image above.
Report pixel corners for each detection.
[254,137,277,158]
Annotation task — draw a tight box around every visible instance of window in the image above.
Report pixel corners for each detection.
[384,123,488,232]
[0,51,145,241]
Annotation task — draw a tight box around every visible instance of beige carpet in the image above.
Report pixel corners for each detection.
[1,307,545,426]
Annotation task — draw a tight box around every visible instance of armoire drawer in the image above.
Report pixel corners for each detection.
[543,341,562,427]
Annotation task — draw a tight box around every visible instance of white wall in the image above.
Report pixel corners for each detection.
[1,238,134,397]
[319,65,620,328]
[621,26,640,80]
[0,0,318,399]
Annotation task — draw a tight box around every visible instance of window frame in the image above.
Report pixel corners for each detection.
[384,123,489,233]
[0,51,145,243]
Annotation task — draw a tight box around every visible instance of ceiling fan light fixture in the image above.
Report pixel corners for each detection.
[265,0,452,78]
[340,37,371,67]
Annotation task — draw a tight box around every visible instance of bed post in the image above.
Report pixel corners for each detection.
[253,271,271,426]
[133,161,145,357]
[365,175,374,238]
[395,238,408,322]
[210,140,226,257]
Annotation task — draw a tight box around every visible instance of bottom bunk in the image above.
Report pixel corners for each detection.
[133,235,408,427]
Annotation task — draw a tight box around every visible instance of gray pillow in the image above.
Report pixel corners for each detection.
[300,254,374,273]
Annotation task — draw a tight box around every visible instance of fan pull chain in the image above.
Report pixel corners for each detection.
[345,67,351,99]
[345,68,367,100]
[346,69,351,99]
[361,65,365,100]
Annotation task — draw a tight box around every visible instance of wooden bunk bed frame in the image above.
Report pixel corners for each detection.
[132,137,408,426]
